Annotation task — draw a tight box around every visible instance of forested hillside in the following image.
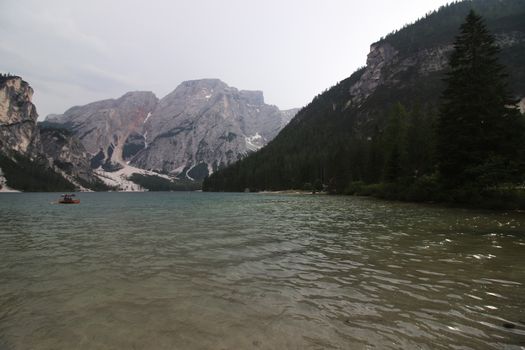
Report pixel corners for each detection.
[203,0,525,207]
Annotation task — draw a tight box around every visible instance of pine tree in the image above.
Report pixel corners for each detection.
[383,103,408,182]
[437,10,524,189]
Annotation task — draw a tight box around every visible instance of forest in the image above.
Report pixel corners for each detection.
[204,2,525,209]
[0,153,76,192]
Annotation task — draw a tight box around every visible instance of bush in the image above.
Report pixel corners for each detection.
[405,174,441,202]
[478,188,525,210]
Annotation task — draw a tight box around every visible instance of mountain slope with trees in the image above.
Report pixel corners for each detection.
[204,0,525,207]
[0,74,110,191]
[437,10,524,191]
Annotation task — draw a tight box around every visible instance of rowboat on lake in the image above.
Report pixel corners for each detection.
[58,194,80,204]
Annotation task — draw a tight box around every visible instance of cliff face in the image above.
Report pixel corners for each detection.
[39,127,97,184]
[347,31,525,109]
[0,76,40,156]
[349,42,399,105]
[131,79,294,179]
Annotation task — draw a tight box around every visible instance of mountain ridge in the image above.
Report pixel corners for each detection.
[47,78,298,180]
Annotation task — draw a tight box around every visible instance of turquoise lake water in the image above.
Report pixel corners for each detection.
[0,192,524,349]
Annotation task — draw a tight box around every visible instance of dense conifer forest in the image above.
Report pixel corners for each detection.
[0,154,76,192]
[204,1,525,208]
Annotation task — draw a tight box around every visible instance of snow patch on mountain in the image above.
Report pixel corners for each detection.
[245,132,264,152]
[143,112,152,124]
[94,163,172,191]
[185,164,196,181]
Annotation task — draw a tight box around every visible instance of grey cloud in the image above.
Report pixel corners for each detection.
[1,0,451,119]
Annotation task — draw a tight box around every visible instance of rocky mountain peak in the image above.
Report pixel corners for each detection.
[118,91,158,105]
[170,79,228,98]
[240,90,265,105]
[180,78,227,89]
[165,80,265,106]
[130,80,297,179]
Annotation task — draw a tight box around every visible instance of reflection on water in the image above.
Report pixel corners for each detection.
[0,192,524,349]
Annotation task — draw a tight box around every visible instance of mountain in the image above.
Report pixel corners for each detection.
[45,91,159,170]
[0,75,103,191]
[131,79,295,179]
[47,79,297,180]
[1,76,296,191]
[203,0,525,193]
[38,125,106,189]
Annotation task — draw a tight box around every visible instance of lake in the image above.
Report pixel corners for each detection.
[0,192,524,349]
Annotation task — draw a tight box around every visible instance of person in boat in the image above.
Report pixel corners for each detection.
[59,194,79,204]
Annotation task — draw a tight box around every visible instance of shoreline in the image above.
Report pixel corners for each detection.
[257,190,327,195]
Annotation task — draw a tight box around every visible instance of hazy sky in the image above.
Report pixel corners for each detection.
[1,0,452,119]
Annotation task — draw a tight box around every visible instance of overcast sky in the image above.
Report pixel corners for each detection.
[1,0,452,119]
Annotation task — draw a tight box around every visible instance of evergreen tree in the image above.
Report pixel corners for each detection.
[383,103,408,182]
[437,10,524,189]
[404,105,436,179]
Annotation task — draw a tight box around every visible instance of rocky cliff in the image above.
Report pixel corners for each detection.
[0,75,40,156]
[39,126,98,185]
[131,79,294,179]
[347,30,525,110]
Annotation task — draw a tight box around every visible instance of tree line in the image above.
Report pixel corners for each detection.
[204,10,525,208]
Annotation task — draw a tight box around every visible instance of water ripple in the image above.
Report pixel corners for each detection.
[0,192,524,349]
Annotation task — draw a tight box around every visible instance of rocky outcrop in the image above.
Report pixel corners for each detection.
[130,79,294,179]
[347,41,455,108]
[347,31,525,109]
[495,31,525,48]
[349,43,399,104]
[0,76,40,156]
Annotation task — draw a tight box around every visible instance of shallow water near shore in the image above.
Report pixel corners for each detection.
[0,192,524,349]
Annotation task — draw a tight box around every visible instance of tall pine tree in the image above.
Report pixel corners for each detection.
[437,10,524,189]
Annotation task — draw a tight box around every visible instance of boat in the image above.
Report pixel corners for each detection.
[58,194,80,204]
